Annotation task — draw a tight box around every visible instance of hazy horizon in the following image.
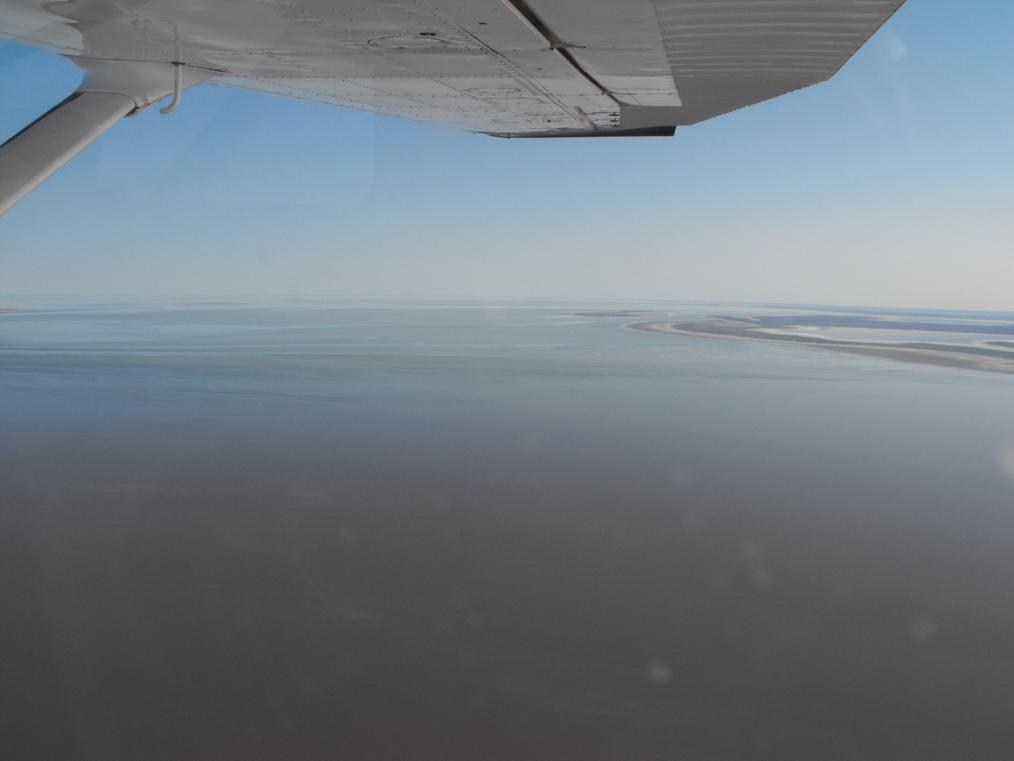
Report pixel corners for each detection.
[7,294,1014,320]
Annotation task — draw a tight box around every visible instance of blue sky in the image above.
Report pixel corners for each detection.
[1,1,1013,308]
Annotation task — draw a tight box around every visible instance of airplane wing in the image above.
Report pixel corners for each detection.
[0,0,905,213]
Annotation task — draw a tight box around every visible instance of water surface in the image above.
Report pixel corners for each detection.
[3,299,1014,760]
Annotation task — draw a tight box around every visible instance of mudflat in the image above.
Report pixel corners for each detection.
[631,317,1014,375]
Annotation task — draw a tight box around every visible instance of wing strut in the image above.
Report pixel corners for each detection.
[0,59,214,217]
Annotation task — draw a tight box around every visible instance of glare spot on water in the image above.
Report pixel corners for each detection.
[909,617,937,645]
[680,509,701,536]
[740,538,763,561]
[645,659,672,685]
[998,441,1014,481]
[749,566,773,590]
[741,538,774,590]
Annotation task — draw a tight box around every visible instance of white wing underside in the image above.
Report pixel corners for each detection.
[1,0,904,136]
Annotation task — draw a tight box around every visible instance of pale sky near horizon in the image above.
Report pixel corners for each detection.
[1,1,1013,309]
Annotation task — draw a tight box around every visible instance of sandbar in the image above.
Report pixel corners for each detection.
[631,317,1014,375]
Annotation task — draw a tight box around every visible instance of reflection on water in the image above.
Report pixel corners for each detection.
[2,300,1014,760]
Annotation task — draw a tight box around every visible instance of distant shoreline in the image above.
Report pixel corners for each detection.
[629,318,1014,375]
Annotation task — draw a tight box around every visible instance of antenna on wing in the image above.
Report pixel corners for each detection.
[159,63,184,115]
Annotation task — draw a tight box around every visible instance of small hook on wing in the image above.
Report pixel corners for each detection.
[159,62,183,115]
